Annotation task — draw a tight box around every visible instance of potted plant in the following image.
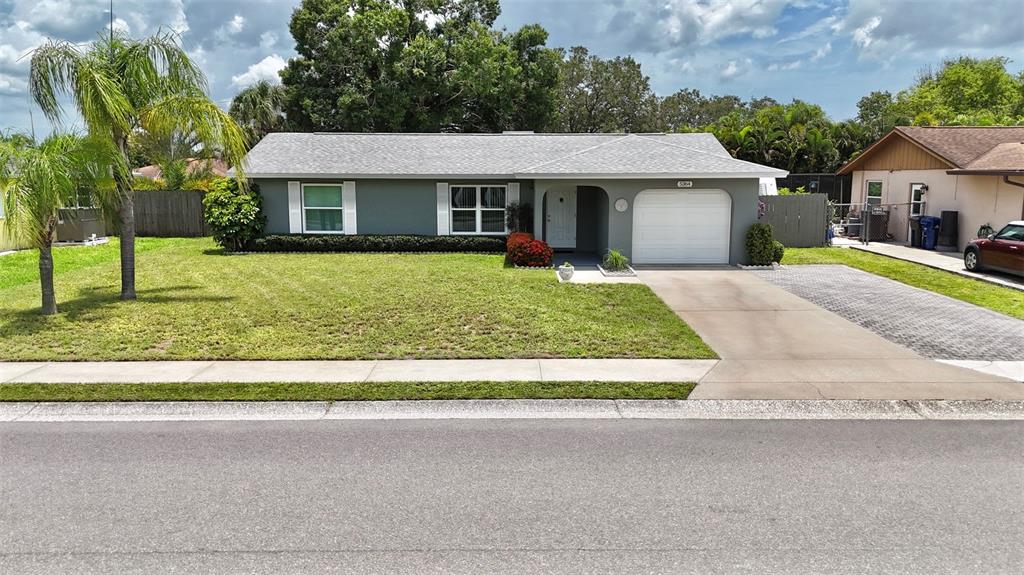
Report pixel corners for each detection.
[558,261,574,281]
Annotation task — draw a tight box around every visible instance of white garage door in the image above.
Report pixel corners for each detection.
[632,189,732,264]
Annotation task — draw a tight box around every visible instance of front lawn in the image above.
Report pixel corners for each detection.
[0,381,696,401]
[0,238,714,360]
[783,247,1024,320]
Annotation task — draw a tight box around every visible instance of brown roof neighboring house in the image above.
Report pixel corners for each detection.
[132,158,230,179]
[838,126,1024,174]
[947,142,1024,175]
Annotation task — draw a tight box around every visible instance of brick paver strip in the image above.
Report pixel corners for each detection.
[751,265,1024,361]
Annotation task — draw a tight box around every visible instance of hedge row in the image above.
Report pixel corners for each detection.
[245,234,507,253]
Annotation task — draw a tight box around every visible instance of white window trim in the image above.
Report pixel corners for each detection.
[865,180,883,205]
[450,184,508,235]
[301,183,346,234]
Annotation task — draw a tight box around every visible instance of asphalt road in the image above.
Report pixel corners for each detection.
[2,420,1022,574]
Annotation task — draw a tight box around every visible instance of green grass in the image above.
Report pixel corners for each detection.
[783,247,1024,320]
[0,237,714,360]
[0,238,174,290]
[0,381,695,401]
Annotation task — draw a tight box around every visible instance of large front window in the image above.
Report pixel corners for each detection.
[451,185,506,234]
[303,184,344,233]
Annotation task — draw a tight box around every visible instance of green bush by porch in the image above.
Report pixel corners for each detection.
[0,238,715,360]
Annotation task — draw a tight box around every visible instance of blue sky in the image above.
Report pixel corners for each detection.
[2,0,1023,135]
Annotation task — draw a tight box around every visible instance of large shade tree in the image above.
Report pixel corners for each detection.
[0,134,116,315]
[281,0,559,132]
[29,31,247,300]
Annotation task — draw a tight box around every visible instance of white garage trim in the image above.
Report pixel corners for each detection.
[632,189,732,264]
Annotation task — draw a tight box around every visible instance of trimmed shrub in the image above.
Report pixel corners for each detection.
[602,249,630,271]
[745,223,776,265]
[506,231,533,253]
[203,178,266,251]
[247,234,506,253]
[509,239,553,267]
[771,240,785,263]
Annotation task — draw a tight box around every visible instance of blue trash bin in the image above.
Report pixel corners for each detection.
[920,216,941,250]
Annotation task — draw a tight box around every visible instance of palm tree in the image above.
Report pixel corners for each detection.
[0,134,115,315]
[229,80,288,145]
[29,31,247,300]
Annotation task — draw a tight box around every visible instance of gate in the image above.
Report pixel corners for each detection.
[761,194,828,247]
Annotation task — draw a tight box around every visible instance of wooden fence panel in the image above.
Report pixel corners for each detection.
[133,191,209,237]
[762,194,828,248]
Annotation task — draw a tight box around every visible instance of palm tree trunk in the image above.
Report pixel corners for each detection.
[119,191,137,300]
[38,235,57,316]
[115,132,137,301]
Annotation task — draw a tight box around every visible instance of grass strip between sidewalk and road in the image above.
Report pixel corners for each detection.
[782,247,1023,320]
[0,381,696,402]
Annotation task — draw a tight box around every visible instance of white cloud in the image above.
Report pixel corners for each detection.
[766,60,802,72]
[851,16,880,48]
[719,58,752,81]
[810,42,832,62]
[259,31,278,50]
[230,54,286,88]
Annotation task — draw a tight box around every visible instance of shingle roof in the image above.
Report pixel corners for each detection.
[947,142,1024,174]
[896,126,1024,168]
[242,132,786,179]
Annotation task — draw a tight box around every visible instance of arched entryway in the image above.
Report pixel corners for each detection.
[537,185,610,256]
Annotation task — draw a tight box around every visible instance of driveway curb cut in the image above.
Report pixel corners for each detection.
[3,399,1024,422]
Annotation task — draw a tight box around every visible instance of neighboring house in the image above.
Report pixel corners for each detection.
[838,126,1024,250]
[133,158,230,180]
[242,132,786,265]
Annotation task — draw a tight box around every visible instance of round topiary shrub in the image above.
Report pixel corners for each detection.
[745,222,776,265]
[509,239,553,267]
[771,240,785,263]
[203,178,266,251]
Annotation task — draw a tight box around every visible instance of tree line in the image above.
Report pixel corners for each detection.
[229,0,1024,174]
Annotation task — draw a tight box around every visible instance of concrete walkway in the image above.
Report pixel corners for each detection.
[0,359,717,384]
[852,242,1024,290]
[638,269,1024,400]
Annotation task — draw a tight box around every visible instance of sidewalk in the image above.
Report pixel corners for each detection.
[851,242,1024,291]
[0,359,717,384]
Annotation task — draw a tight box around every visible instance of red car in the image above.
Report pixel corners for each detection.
[964,221,1024,277]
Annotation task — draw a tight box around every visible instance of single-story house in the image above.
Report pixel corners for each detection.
[242,132,787,265]
[838,126,1024,250]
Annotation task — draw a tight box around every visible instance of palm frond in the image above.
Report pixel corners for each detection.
[28,40,82,124]
[142,95,249,183]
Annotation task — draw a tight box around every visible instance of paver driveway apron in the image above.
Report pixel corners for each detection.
[751,265,1024,362]
[638,269,1024,400]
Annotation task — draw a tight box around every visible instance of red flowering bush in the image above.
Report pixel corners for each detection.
[509,239,553,267]
[506,232,533,253]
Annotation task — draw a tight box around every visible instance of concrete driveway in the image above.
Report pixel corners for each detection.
[639,269,1024,400]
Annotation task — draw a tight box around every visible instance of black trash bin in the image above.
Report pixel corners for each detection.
[909,216,922,248]
[938,210,959,249]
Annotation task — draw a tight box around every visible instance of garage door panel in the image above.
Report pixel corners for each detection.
[632,189,731,264]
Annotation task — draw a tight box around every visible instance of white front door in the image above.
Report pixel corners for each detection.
[546,188,577,249]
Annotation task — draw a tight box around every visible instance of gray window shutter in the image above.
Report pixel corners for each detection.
[288,181,302,233]
[436,182,450,235]
[507,182,520,206]
[342,180,357,235]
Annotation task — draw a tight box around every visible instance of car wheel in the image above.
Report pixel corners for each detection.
[964,249,980,271]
